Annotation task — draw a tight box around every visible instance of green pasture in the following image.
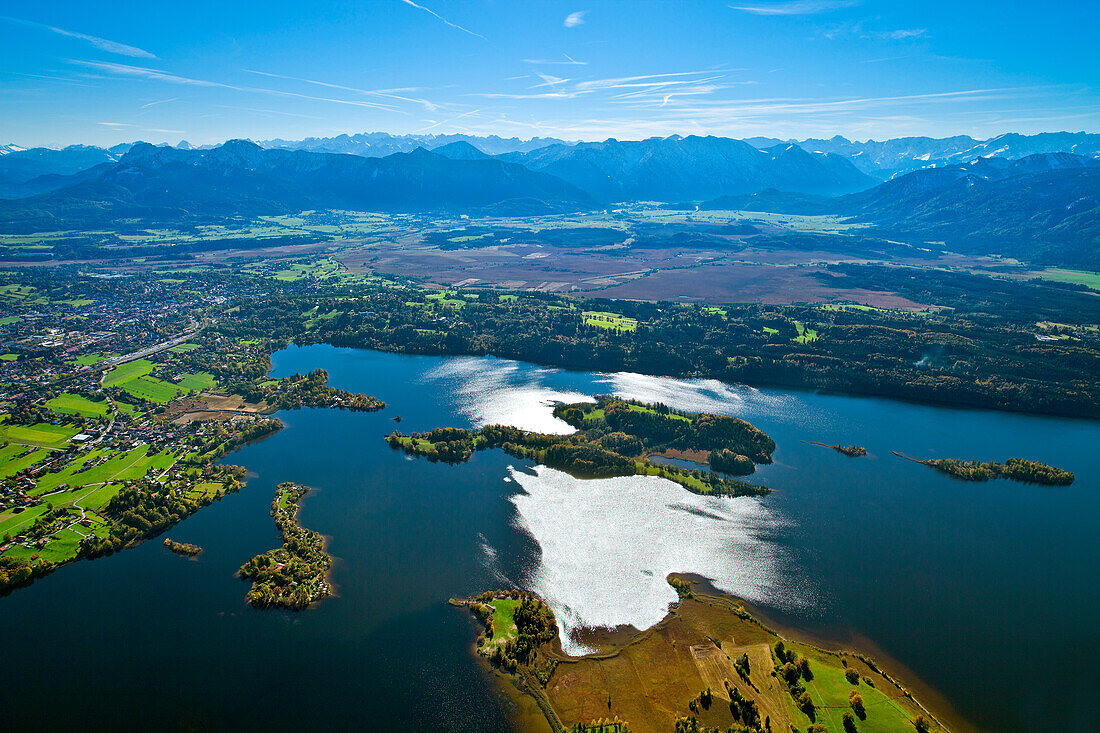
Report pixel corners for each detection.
[583,311,638,332]
[103,359,155,386]
[121,376,182,403]
[0,423,78,449]
[0,443,49,479]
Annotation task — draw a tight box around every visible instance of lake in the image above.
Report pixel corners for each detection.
[0,345,1096,731]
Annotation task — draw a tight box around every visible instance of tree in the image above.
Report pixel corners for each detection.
[849,691,865,718]
[843,711,858,732]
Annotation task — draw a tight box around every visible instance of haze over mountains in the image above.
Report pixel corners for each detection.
[1,130,1097,268]
[745,132,1100,177]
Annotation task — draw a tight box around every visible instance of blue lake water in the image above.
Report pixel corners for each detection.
[0,345,1096,731]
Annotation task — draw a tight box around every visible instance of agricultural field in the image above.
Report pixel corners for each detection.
[69,353,117,366]
[0,503,51,538]
[0,443,50,479]
[31,445,176,497]
[175,372,216,392]
[488,598,520,646]
[583,311,638,332]
[1032,267,1100,291]
[0,422,79,449]
[102,359,155,387]
[46,392,117,418]
[425,290,467,307]
[794,321,819,343]
[120,375,183,404]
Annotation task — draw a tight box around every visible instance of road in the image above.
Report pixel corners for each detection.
[98,317,205,373]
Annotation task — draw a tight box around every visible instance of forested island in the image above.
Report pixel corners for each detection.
[456,579,949,733]
[386,397,774,497]
[896,453,1075,485]
[163,538,202,557]
[239,482,332,610]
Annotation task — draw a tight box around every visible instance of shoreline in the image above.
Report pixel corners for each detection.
[462,579,974,733]
[681,575,979,733]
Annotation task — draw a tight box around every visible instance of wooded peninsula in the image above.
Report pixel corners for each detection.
[239,482,332,610]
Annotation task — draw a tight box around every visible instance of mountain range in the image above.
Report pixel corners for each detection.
[258,131,571,158]
[1,132,1097,268]
[704,153,1100,268]
[0,140,590,232]
[744,132,1100,177]
[498,135,875,200]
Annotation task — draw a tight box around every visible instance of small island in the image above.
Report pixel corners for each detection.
[163,538,203,557]
[455,579,950,733]
[895,453,1074,485]
[804,441,868,457]
[239,482,332,610]
[387,396,775,497]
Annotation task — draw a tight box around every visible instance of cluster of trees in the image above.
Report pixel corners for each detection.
[668,577,693,598]
[774,642,816,719]
[726,683,761,729]
[239,482,331,610]
[187,418,281,463]
[163,538,202,557]
[82,466,244,558]
[468,590,557,673]
[710,448,756,476]
[259,369,384,412]
[0,556,37,594]
[570,722,631,733]
[919,456,1074,485]
[559,398,775,465]
[387,410,771,497]
[543,443,637,478]
[386,428,477,463]
[833,445,868,457]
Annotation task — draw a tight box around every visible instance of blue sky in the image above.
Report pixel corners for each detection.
[2,0,1098,147]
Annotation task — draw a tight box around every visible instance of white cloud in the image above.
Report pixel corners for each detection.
[75,60,229,87]
[243,68,439,111]
[399,0,487,41]
[522,54,587,66]
[139,98,178,109]
[2,16,155,58]
[564,11,587,27]
[730,1,857,15]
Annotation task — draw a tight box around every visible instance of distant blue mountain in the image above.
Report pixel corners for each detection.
[0,140,592,232]
[704,153,1100,268]
[501,134,877,201]
[744,132,1100,177]
[258,131,571,157]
